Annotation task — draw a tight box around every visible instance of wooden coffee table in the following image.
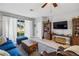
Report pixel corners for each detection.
[21,40,38,55]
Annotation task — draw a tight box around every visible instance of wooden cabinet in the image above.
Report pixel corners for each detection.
[72,17,79,35]
[71,36,79,45]
[42,20,52,40]
[71,17,79,45]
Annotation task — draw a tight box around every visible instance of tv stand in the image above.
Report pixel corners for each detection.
[53,33,71,38]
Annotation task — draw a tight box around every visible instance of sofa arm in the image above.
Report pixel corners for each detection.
[40,51,48,56]
[40,51,57,56]
[57,46,66,51]
[57,51,78,56]
[16,36,28,45]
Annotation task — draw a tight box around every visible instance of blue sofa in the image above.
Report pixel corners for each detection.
[16,36,28,45]
[0,39,22,56]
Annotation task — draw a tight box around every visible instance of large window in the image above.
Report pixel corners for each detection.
[17,20,25,37]
[17,20,33,38]
[2,16,34,43]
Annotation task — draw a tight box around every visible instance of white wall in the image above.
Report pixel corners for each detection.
[51,3,79,35]
[0,15,2,36]
[52,18,73,36]
[35,3,79,38]
[0,3,79,38]
[34,17,43,39]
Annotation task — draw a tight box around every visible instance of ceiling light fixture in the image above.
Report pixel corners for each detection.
[30,9,34,11]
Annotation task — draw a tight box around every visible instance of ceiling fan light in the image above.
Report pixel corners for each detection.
[53,3,58,7]
[41,3,47,8]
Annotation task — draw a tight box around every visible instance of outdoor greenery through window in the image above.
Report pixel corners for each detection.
[17,20,25,37]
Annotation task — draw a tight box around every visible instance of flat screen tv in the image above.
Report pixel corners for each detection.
[53,21,68,29]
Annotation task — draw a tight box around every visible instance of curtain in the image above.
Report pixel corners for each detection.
[25,20,33,38]
[2,16,17,42]
[2,16,33,42]
[8,17,17,42]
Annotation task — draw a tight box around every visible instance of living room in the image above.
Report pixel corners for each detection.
[0,3,79,56]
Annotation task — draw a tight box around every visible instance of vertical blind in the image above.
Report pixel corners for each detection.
[2,16,33,42]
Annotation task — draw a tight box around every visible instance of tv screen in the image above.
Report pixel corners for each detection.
[53,21,68,29]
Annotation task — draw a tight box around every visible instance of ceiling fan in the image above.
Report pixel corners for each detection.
[41,3,58,8]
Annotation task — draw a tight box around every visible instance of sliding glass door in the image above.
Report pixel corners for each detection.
[17,20,25,37]
[2,16,34,43]
[17,19,33,38]
[24,20,33,38]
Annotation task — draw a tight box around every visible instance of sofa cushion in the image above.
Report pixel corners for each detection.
[0,40,16,51]
[7,48,22,56]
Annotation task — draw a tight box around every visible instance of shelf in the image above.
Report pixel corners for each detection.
[72,17,79,45]
[43,20,52,40]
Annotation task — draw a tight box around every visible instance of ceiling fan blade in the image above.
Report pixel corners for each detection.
[52,3,58,7]
[41,3,47,8]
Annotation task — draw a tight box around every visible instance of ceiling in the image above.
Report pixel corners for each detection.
[0,3,79,17]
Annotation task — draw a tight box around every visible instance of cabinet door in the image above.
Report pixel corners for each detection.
[72,36,79,45]
[76,37,79,45]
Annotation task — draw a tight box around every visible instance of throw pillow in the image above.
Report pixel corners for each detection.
[0,36,7,45]
[54,37,66,44]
